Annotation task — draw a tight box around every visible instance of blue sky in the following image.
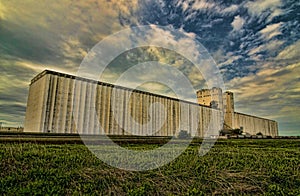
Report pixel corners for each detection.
[0,0,299,136]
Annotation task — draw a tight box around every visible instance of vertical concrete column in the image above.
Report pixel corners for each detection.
[233,112,236,130]
[113,88,118,135]
[157,96,161,136]
[160,97,164,136]
[140,93,145,135]
[139,93,143,135]
[166,99,170,136]
[102,85,108,134]
[173,101,177,136]
[171,100,175,136]
[52,77,61,133]
[180,103,188,132]
[123,90,129,135]
[151,95,154,136]
[77,81,87,134]
[167,99,171,136]
[66,78,74,134]
[129,92,134,135]
[117,88,124,135]
[198,106,202,137]
[39,75,50,133]
[94,85,99,134]
[147,94,152,136]
[117,88,123,135]
[169,99,173,136]
[106,85,112,135]
[95,85,102,134]
[251,117,255,134]
[83,82,92,134]
[174,101,179,136]
[202,107,208,134]
[114,88,120,135]
[164,98,168,136]
[121,89,126,135]
[135,93,140,135]
[211,109,221,136]
[274,122,277,136]
[100,85,106,134]
[122,90,128,135]
[192,105,196,135]
[266,120,269,136]
[135,92,140,135]
[152,95,156,135]
[266,120,270,136]
[53,77,59,133]
[109,86,116,135]
[138,93,142,135]
[270,121,273,136]
[160,96,164,136]
[165,99,169,136]
[54,77,63,133]
[202,107,206,135]
[43,75,53,133]
[89,83,97,134]
[155,96,160,136]
[188,104,191,135]
[72,80,79,133]
[189,105,196,137]
[197,105,201,137]
[103,86,110,134]
[211,108,215,135]
[72,80,81,133]
[88,83,94,134]
[158,97,163,136]
[60,77,69,133]
[152,96,156,136]
[128,90,133,135]
[48,75,57,132]
[145,93,149,136]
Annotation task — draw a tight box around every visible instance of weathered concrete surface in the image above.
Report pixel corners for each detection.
[24,70,277,137]
[196,88,278,137]
[233,112,278,137]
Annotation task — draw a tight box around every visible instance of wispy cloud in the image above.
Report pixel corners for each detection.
[231,15,245,31]
[245,0,282,21]
[276,40,300,61]
[260,22,283,40]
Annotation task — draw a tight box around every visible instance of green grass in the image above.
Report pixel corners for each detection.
[0,139,299,195]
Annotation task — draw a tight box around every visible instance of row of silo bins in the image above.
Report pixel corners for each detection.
[24,71,223,136]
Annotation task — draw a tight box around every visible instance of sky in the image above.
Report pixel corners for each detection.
[0,0,299,136]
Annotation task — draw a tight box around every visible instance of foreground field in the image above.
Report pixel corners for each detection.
[0,139,299,195]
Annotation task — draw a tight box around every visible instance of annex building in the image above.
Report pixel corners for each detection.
[24,70,278,137]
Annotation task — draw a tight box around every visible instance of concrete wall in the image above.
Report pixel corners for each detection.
[196,87,278,136]
[233,112,278,137]
[24,70,223,137]
[24,74,49,132]
[223,91,234,129]
[24,70,278,137]
[197,87,223,109]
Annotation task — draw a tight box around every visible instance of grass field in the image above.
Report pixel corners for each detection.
[0,139,299,195]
